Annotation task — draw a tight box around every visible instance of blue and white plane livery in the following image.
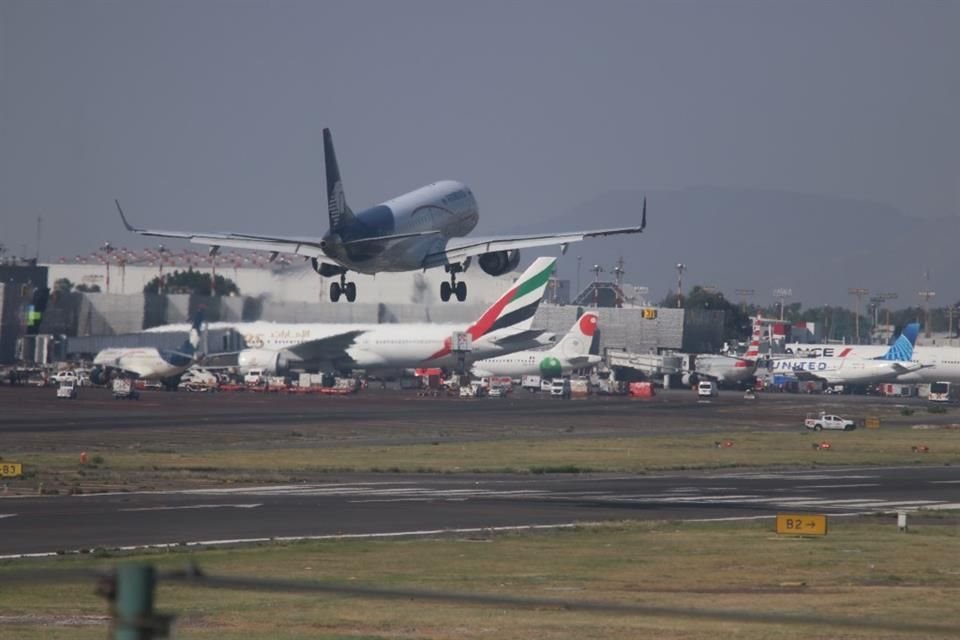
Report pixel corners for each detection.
[117,128,646,303]
[767,323,922,385]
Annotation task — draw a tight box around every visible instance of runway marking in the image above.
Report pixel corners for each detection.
[931,480,960,484]
[119,503,262,512]
[0,514,16,519]
[0,522,597,560]
[801,483,880,489]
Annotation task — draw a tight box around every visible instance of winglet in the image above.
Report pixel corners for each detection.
[115,200,141,232]
[640,197,647,232]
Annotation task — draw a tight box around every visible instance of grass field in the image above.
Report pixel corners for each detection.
[2,517,958,639]
[6,427,960,495]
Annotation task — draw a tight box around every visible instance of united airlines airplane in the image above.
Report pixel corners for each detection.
[767,323,923,385]
[116,128,646,303]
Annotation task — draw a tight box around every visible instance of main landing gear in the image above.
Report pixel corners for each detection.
[329,270,357,302]
[440,265,467,302]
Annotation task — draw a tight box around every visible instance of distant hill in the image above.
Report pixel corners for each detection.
[510,187,959,307]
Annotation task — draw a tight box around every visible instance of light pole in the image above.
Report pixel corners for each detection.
[591,264,604,307]
[102,241,114,293]
[773,288,792,321]
[734,288,755,313]
[848,287,869,343]
[918,290,936,338]
[576,256,582,299]
[675,263,686,308]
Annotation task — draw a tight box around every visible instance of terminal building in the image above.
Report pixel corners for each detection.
[0,248,725,365]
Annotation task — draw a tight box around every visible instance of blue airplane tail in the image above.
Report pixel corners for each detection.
[179,309,205,356]
[877,322,920,361]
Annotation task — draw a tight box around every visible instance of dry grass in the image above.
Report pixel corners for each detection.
[1,517,958,639]
[6,428,960,495]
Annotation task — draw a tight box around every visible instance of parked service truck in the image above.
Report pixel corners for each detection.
[521,375,542,392]
[804,412,855,431]
[112,378,139,400]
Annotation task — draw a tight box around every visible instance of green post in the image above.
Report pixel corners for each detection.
[114,564,156,640]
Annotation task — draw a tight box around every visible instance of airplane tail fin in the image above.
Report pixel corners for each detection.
[467,257,557,340]
[324,128,355,232]
[744,314,763,361]
[878,322,920,361]
[553,311,598,359]
[182,309,205,357]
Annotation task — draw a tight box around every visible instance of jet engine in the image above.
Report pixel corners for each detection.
[237,349,289,376]
[477,250,521,276]
[89,366,108,386]
[311,258,345,278]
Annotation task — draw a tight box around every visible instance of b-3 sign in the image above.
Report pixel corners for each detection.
[776,514,827,536]
[0,463,23,478]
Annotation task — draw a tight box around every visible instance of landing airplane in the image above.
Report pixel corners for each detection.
[90,311,204,388]
[116,128,646,303]
[471,311,601,378]
[767,323,922,385]
[151,257,557,377]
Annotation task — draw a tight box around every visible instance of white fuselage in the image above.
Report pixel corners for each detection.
[225,321,536,371]
[780,343,960,384]
[694,354,756,386]
[93,348,189,379]
[471,351,601,378]
[327,181,479,274]
[768,356,916,385]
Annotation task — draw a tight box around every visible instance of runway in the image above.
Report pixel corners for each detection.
[3,465,958,557]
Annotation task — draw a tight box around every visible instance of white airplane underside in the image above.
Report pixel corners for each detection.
[116,128,646,303]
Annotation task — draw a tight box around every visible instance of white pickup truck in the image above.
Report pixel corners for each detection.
[804,413,856,431]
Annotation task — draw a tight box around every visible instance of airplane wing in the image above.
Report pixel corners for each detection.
[285,330,367,364]
[791,370,828,382]
[116,200,327,257]
[425,199,646,267]
[117,201,439,261]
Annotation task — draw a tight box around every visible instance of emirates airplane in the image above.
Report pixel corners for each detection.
[117,128,646,303]
[151,257,557,377]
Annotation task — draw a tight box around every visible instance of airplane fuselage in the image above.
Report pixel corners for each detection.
[232,320,540,372]
[780,344,960,384]
[93,348,190,380]
[768,357,912,385]
[472,351,601,378]
[322,180,479,274]
[694,354,756,386]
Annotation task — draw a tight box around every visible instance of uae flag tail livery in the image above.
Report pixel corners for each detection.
[466,257,557,340]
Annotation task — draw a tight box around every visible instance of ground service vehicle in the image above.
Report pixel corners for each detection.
[804,413,856,431]
[928,381,954,403]
[112,378,139,400]
[56,379,77,399]
[521,375,541,391]
[550,378,570,398]
[697,380,719,398]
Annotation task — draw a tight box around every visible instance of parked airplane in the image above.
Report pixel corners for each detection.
[90,311,204,388]
[766,323,922,385]
[781,333,960,384]
[154,257,558,377]
[471,311,601,378]
[690,316,763,387]
[116,129,646,303]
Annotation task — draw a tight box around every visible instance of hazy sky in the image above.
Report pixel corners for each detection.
[1,1,957,294]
